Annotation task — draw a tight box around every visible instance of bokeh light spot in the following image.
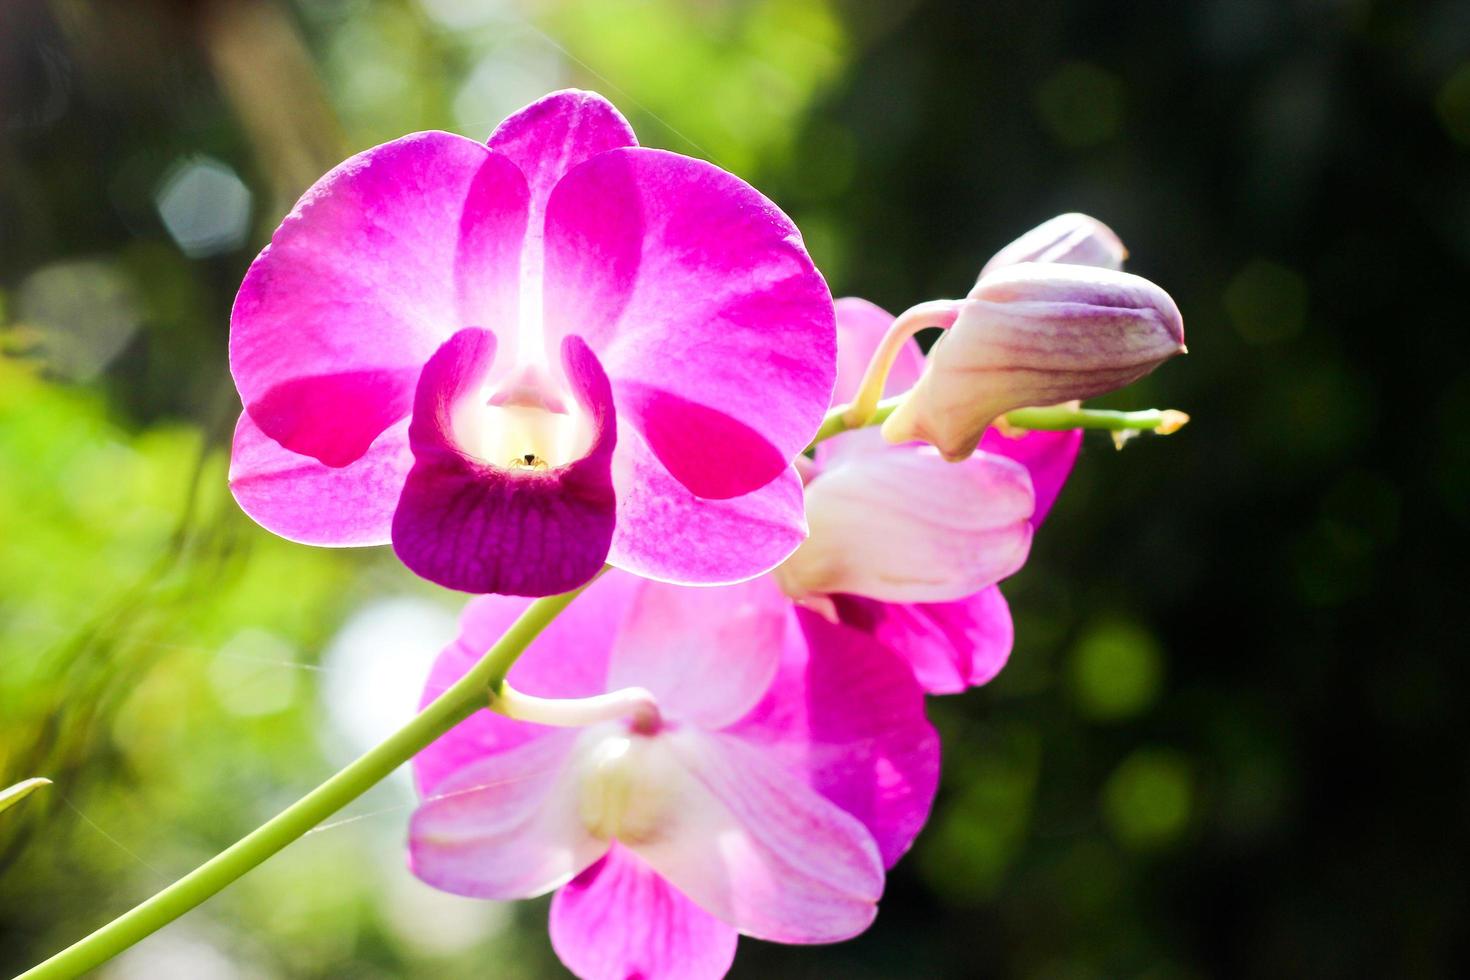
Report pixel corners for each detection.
[1035,63,1124,148]
[154,156,253,258]
[1223,258,1308,345]
[1435,62,1470,147]
[1069,618,1164,721]
[1102,747,1194,850]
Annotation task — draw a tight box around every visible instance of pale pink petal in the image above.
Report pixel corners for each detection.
[230,132,526,466]
[834,586,1014,694]
[607,436,806,585]
[980,426,1082,528]
[980,212,1127,277]
[550,844,738,980]
[228,411,412,547]
[817,297,926,466]
[728,611,939,866]
[607,577,788,729]
[409,731,608,900]
[392,331,616,596]
[542,147,835,499]
[632,729,884,943]
[413,573,640,796]
[776,448,1035,604]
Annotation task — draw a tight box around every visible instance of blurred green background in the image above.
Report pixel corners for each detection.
[2,0,1467,976]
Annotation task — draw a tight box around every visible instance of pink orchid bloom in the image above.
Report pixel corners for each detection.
[228,90,835,596]
[409,570,938,980]
[774,296,1082,693]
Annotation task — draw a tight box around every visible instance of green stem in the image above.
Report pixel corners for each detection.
[19,581,593,980]
[1002,405,1189,433]
[809,399,1187,449]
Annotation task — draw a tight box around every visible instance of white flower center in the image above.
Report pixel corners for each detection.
[574,728,682,845]
[452,363,593,470]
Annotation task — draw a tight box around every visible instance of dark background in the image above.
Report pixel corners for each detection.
[2,0,1467,977]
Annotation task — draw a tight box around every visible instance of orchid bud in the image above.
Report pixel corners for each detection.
[882,262,1186,461]
[980,212,1127,278]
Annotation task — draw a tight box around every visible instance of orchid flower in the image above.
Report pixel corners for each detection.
[228,90,834,596]
[409,570,938,980]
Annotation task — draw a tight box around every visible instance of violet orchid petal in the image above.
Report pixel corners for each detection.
[230,132,527,467]
[549,844,738,980]
[392,330,617,596]
[228,411,412,547]
[607,577,788,730]
[542,146,836,500]
[728,610,940,866]
[833,586,1014,695]
[980,426,1083,528]
[979,212,1127,277]
[412,573,639,797]
[607,438,807,585]
[408,731,608,900]
[632,729,885,944]
[777,448,1035,604]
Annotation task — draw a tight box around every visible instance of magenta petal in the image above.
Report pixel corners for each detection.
[413,574,640,797]
[635,730,885,943]
[550,844,738,980]
[230,132,527,466]
[729,612,940,867]
[607,578,787,729]
[488,89,637,224]
[543,147,835,499]
[392,331,617,596]
[980,426,1082,528]
[409,731,608,900]
[834,586,1015,694]
[228,411,412,547]
[607,437,806,585]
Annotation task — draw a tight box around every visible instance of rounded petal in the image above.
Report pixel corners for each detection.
[542,146,835,500]
[883,263,1185,461]
[392,331,616,596]
[607,577,788,729]
[550,845,738,980]
[488,89,637,226]
[777,449,1035,604]
[631,729,885,944]
[834,586,1014,694]
[979,426,1082,528]
[413,572,641,796]
[230,132,527,467]
[607,436,807,585]
[980,212,1127,278]
[409,731,608,900]
[228,411,412,547]
[728,611,940,866]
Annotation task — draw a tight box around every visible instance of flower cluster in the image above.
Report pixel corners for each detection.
[228,92,1185,979]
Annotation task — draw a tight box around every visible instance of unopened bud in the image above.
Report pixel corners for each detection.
[980,213,1127,278]
[882,263,1186,461]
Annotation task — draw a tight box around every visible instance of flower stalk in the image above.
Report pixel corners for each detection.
[811,399,1188,450]
[18,581,596,980]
